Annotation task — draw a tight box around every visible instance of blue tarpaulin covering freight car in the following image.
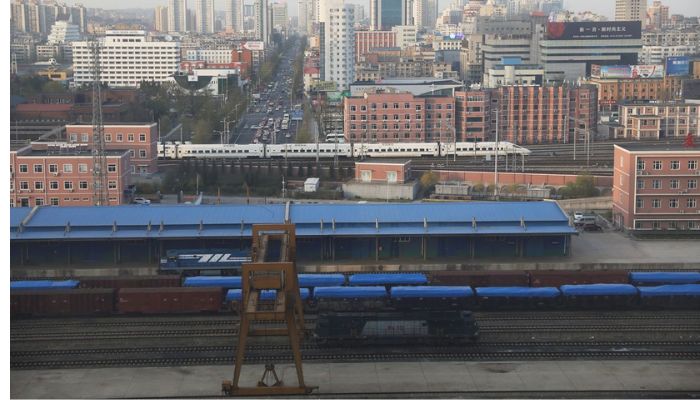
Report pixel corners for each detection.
[348,273,428,286]
[475,287,561,298]
[638,284,700,297]
[183,276,242,289]
[629,272,700,285]
[314,286,387,298]
[560,284,638,296]
[225,288,310,302]
[298,274,346,287]
[11,280,80,290]
[390,286,473,298]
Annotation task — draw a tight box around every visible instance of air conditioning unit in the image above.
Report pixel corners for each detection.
[52,172,60,176]
[68,188,74,192]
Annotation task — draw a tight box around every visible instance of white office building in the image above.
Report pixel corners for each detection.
[72,30,180,88]
[615,0,647,28]
[47,21,81,45]
[321,1,355,90]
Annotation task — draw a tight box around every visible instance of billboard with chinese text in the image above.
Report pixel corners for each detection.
[546,21,641,40]
[666,56,690,77]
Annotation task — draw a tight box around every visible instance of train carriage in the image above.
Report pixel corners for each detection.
[474,287,561,310]
[560,284,639,309]
[390,286,474,310]
[637,284,700,309]
[629,272,700,286]
[313,286,388,312]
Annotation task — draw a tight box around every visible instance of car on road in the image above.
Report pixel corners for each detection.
[133,197,151,205]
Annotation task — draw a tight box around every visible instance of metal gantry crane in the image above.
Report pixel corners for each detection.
[90,39,108,206]
[222,224,316,396]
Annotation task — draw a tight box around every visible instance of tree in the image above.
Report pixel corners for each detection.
[192,119,213,143]
[420,171,439,191]
[41,81,66,94]
[684,133,696,148]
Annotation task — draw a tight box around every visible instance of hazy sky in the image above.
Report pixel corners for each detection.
[65,0,699,18]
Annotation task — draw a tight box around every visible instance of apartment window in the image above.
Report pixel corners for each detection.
[79,181,90,190]
[634,221,643,229]
[689,221,697,229]
[637,179,644,189]
[70,133,77,142]
[64,181,73,190]
[652,221,660,230]
[687,198,697,208]
[636,197,643,208]
[19,181,29,190]
[129,150,135,157]
[107,164,117,172]
[139,149,147,158]
[652,160,662,170]
[105,134,112,142]
[360,106,367,111]
[382,115,388,120]
[636,160,645,170]
[670,160,680,170]
[393,103,399,109]
[34,181,44,190]
[108,181,117,189]
[128,133,134,142]
[652,199,661,208]
[63,164,73,173]
[49,164,57,173]
[116,134,123,142]
[81,133,89,142]
[669,198,679,208]
[689,180,697,189]
[139,133,147,142]
[35,198,44,206]
[382,103,387,109]
[79,163,89,173]
[50,181,59,190]
[689,160,697,170]
[50,198,59,206]
[404,103,410,109]
[652,179,661,189]
[670,179,679,189]
[361,115,367,121]
[415,105,422,111]
[19,164,28,173]
[350,105,356,111]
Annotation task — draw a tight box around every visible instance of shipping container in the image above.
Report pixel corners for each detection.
[430,271,529,287]
[11,289,115,317]
[529,270,629,287]
[79,276,181,289]
[117,287,223,314]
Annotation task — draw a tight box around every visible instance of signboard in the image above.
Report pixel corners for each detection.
[501,57,522,66]
[446,33,464,40]
[242,41,264,51]
[666,56,690,77]
[291,110,303,121]
[597,65,664,79]
[312,80,337,92]
[546,21,641,40]
[630,65,664,79]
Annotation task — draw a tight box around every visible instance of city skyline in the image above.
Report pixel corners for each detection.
[55,0,700,19]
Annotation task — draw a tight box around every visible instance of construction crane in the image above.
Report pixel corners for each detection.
[90,39,108,206]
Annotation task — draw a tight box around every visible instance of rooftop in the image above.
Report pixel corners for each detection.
[10,202,576,241]
[615,143,700,152]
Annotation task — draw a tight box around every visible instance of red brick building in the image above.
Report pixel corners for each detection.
[612,143,700,231]
[343,92,455,143]
[10,143,131,207]
[454,90,491,142]
[355,31,396,62]
[355,161,412,183]
[64,124,159,175]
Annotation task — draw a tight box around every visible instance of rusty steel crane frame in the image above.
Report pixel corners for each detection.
[222,224,316,396]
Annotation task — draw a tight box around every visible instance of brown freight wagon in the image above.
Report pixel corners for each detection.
[118,287,223,314]
[529,270,629,287]
[430,271,530,287]
[79,275,181,289]
[11,289,115,317]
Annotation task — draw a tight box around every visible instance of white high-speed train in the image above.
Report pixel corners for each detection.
[158,141,531,160]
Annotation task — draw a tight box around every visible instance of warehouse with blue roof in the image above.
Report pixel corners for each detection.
[10,201,576,268]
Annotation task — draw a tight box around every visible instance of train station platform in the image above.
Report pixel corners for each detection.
[11,360,700,398]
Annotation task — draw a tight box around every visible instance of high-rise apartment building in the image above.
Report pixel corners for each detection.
[47,21,81,45]
[254,0,271,44]
[370,0,412,31]
[72,31,180,88]
[271,3,288,32]
[194,0,215,33]
[326,3,355,90]
[168,0,188,32]
[155,6,169,32]
[298,0,309,34]
[615,0,647,28]
[225,0,244,33]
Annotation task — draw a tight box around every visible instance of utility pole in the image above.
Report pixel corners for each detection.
[90,39,108,206]
[494,108,499,199]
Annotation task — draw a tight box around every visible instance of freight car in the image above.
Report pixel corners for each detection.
[314,310,479,345]
[11,289,115,317]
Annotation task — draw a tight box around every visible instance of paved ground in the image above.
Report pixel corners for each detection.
[570,231,700,264]
[11,360,700,398]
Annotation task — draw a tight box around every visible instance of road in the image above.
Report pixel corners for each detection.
[233,38,302,145]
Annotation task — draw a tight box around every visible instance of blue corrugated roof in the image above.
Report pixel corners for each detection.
[183,276,242,288]
[560,284,638,296]
[225,288,310,301]
[10,202,575,240]
[638,284,700,297]
[314,286,388,299]
[630,272,700,284]
[349,273,428,286]
[11,280,80,290]
[475,287,560,298]
[391,286,473,298]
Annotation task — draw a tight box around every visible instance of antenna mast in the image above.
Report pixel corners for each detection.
[91,39,108,206]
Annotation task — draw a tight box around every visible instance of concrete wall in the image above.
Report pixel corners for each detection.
[342,181,419,200]
[557,196,613,213]
[434,170,613,188]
